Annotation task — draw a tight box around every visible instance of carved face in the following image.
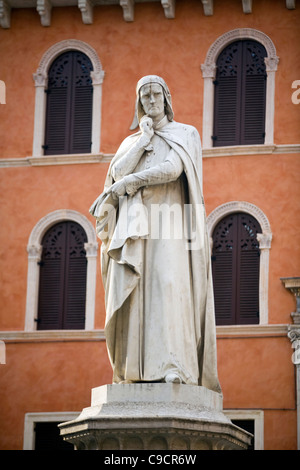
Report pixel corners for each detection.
[139,83,165,122]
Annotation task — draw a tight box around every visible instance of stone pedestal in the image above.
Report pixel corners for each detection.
[59,383,252,450]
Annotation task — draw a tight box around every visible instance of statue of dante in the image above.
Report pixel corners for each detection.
[90,75,221,393]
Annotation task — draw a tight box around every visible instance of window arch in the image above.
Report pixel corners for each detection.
[33,40,105,157]
[25,210,98,331]
[207,202,272,325]
[201,29,279,149]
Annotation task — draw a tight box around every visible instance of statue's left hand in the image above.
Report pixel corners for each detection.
[107,179,127,200]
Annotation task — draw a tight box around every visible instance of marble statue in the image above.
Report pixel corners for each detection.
[90,75,221,393]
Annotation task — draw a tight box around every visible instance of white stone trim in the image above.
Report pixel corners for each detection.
[32,39,105,157]
[0,324,288,343]
[37,0,52,27]
[242,0,252,14]
[286,0,296,9]
[201,28,279,149]
[23,412,80,450]
[207,201,272,325]
[201,0,213,16]
[25,209,98,331]
[1,144,299,168]
[78,0,94,24]
[0,329,106,342]
[224,409,264,450]
[0,0,10,28]
[161,0,175,19]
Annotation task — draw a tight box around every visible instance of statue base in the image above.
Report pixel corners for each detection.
[59,383,252,450]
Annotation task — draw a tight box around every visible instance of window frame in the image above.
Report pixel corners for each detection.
[32,40,105,158]
[25,210,98,332]
[201,28,279,150]
[212,212,262,326]
[23,412,79,450]
[37,220,88,330]
[224,409,264,450]
[207,201,272,325]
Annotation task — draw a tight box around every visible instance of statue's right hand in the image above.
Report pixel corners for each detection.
[139,116,154,141]
[107,179,127,200]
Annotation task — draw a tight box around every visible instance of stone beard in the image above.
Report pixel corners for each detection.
[90,75,221,393]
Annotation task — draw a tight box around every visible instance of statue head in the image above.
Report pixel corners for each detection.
[130,75,174,129]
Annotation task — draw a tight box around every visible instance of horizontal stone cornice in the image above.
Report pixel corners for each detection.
[0,144,299,168]
[0,324,290,342]
[0,0,296,28]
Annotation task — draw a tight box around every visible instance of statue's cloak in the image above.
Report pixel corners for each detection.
[90,120,221,393]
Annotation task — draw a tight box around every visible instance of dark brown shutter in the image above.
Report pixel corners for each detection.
[213,40,267,147]
[44,51,93,155]
[212,213,261,325]
[37,221,87,330]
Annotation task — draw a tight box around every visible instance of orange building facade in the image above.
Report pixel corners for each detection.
[0,0,299,450]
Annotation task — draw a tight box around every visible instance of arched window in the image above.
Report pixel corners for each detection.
[44,51,93,155]
[37,221,87,330]
[32,40,105,157]
[212,212,262,325]
[213,40,267,147]
[201,29,279,149]
[25,210,98,332]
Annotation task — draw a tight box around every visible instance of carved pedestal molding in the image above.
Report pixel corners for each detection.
[59,384,252,450]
